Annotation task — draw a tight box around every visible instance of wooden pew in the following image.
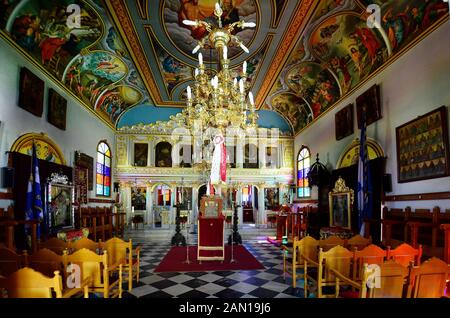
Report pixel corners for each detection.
[441,223,450,263]
[79,206,117,241]
[0,206,39,253]
[375,207,450,259]
[0,207,15,250]
[113,210,126,238]
[381,207,410,247]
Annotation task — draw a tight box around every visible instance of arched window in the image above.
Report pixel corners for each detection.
[297,146,311,198]
[96,141,111,197]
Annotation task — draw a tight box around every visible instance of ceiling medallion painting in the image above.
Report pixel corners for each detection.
[95,85,144,125]
[146,26,193,97]
[0,0,148,128]
[310,12,389,92]
[63,50,128,106]
[3,0,103,78]
[285,61,341,118]
[358,0,449,51]
[268,93,312,133]
[163,0,258,62]
[266,0,448,136]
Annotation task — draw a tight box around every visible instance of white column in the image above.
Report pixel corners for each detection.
[259,143,266,168]
[170,186,176,226]
[147,140,153,167]
[146,186,152,225]
[152,188,158,229]
[236,140,244,168]
[127,138,133,167]
[150,139,156,167]
[258,186,266,228]
[237,188,243,228]
[251,186,256,209]
[124,185,132,225]
[191,187,198,226]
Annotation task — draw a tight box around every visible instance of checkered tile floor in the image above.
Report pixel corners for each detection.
[123,238,304,298]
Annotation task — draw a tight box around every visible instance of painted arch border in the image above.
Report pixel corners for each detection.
[337,137,385,169]
[11,132,67,165]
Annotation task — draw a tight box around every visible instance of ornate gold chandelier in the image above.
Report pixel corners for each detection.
[182,2,258,131]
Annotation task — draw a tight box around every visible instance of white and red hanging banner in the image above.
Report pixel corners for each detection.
[210,134,227,186]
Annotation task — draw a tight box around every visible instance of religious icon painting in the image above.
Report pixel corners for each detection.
[335,104,354,140]
[47,88,67,130]
[396,106,450,183]
[131,187,147,210]
[134,143,148,167]
[18,67,44,117]
[356,84,381,128]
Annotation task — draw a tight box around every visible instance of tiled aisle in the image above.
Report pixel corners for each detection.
[123,226,304,298]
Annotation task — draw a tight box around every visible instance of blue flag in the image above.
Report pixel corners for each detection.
[357,114,373,236]
[25,142,43,239]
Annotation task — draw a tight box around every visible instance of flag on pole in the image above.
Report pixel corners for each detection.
[357,113,373,236]
[25,142,44,240]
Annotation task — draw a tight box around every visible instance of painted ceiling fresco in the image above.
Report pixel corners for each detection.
[0,0,147,128]
[265,0,449,135]
[0,0,448,134]
[105,0,314,108]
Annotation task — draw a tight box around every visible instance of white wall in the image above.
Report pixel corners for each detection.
[295,23,450,211]
[0,39,116,208]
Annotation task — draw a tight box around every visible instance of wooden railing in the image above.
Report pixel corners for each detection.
[364,207,450,262]
[441,224,450,263]
[0,206,39,253]
[78,206,126,241]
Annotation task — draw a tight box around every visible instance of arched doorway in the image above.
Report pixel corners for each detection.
[198,184,207,209]
[242,185,258,223]
[151,183,172,228]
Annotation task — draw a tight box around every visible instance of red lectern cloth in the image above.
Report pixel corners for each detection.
[198,218,225,246]
[198,217,225,261]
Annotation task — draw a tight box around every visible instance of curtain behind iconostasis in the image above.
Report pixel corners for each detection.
[9,152,73,249]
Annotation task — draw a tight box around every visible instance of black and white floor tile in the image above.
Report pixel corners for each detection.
[123,228,305,299]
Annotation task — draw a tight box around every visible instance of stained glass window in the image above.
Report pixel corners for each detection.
[96,141,111,197]
[297,146,311,198]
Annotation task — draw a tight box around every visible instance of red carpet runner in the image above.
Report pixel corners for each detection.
[154,245,265,273]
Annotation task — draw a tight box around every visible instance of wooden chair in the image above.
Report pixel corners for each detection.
[25,248,90,298]
[0,246,26,276]
[316,246,354,298]
[387,243,422,267]
[407,257,450,298]
[282,236,318,292]
[0,268,63,298]
[40,237,69,255]
[62,248,122,298]
[319,236,346,252]
[346,235,372,251]
[69,237,101,252]
[329,263,371,298]
[364,260,409,298]
[26,248,63,278]
[353,244,388,282]
[101,237,141,291]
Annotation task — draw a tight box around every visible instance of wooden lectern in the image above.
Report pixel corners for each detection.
[197,196,225,261]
